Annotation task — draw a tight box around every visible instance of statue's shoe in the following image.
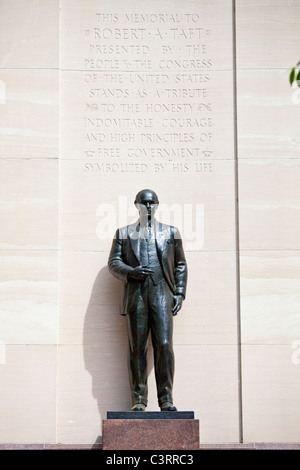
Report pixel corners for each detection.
[130,403,146,411]
[160,403,177,411]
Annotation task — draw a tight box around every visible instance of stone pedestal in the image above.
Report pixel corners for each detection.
[102,412,199,450]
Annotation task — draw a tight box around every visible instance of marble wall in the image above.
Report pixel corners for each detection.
[236,0,300,442]
[0,0,59,443]
[0,0,299,445]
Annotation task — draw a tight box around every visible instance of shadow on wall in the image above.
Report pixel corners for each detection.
[83,263,155,445]
[83,265,131,442]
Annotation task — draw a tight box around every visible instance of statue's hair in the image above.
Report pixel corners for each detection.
[134,189,159,205]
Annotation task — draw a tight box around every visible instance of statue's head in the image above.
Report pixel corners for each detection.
[134,189,159,221]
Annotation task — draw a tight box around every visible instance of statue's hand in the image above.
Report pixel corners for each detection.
[128,266,154,280]
[172,295,183,316]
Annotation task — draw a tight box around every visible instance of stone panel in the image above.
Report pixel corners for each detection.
[238,158,300,251]
[0,345,57,443]
[240,251,300,345]
[0,158,58,250]
[0,0,59,68]
[0,69,59,159]
[0,251,57,344]
[242,344,300,443]
[236,70,300,159]
[236,0,300,70]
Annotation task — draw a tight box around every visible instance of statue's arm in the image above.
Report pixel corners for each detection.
[173,228,188,300]
[108,229,154,282]
[108,230,134,282]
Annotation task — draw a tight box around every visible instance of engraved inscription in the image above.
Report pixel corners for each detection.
[82,11,216,173]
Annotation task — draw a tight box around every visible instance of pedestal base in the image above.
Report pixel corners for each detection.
[102,412,199,450]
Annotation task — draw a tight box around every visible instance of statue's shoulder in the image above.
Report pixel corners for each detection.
[114,222,138,239]
[158,222,172,232]
[113,225,127,239]
[156,221,180,238]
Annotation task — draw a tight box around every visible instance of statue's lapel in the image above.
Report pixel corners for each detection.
[128,221,140,262]
[154,220,170,256]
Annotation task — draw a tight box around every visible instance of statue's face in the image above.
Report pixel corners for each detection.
[135,190,159,221]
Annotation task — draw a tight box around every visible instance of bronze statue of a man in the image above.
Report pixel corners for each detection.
[108,189,187,411]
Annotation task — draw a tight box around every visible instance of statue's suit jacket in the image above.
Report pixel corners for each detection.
[108,220,187,316]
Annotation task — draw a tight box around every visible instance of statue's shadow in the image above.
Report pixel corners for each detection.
[83,266,154,445]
